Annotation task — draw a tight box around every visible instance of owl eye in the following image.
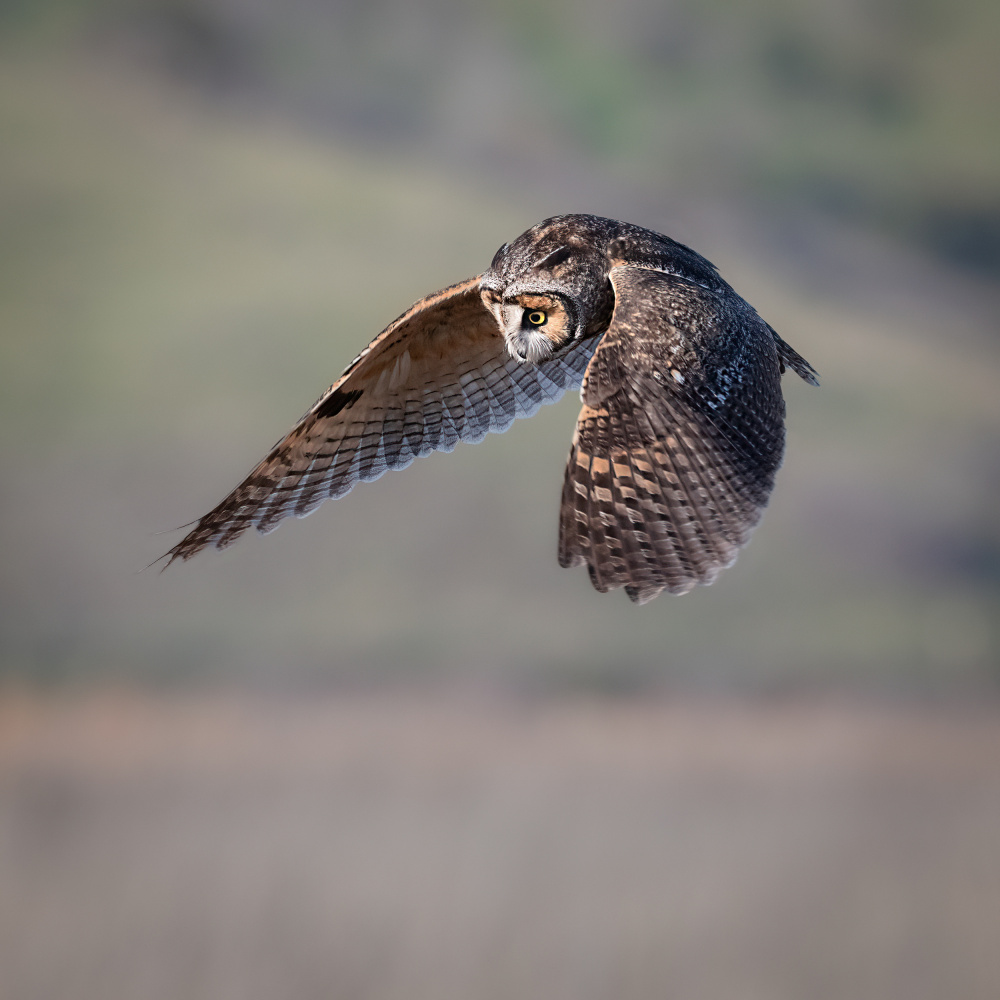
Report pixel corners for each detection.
[525,310,548,326]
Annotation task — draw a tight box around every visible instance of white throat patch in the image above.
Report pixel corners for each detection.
[506,327,556,364]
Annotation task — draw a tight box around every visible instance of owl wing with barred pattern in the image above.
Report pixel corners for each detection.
[165,276,597,564]
[559,265,815,604]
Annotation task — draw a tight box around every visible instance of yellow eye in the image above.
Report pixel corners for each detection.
[526,310,547,326]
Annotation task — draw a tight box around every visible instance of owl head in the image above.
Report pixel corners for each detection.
[480,215,617,364]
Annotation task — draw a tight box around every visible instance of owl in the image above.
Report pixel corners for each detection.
[165,215,818,603]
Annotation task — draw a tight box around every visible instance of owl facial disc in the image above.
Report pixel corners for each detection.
[500,294,572,363]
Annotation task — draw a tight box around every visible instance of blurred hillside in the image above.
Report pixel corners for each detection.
[1,4,999,693]
[5,0,999,276]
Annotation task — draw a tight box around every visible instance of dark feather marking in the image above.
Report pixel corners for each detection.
[314,388,364,420]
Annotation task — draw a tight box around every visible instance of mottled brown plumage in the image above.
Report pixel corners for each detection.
[166,215,818,603]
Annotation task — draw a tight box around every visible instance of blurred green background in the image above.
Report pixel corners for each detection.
[2,6,1000,999]
[1,0,998,693]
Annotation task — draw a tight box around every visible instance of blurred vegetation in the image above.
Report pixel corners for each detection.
[3,697,1000,1000]
[0,2,998,693]
[3,0,998,275]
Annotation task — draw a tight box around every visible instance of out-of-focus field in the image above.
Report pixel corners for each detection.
[1,693,998,1000]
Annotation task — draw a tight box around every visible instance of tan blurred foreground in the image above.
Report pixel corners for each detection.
[1,692,998,1000]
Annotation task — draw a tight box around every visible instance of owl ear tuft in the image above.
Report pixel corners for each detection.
[534,245,573,270]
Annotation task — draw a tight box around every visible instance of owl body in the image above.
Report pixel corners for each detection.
[166,215,818,603]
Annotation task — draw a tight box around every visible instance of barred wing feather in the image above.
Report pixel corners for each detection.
[167,276,596,563]
[558,265,791,604]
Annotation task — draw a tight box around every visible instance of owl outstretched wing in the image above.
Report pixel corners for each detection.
[166,276,596,563]
[559,264,817,604]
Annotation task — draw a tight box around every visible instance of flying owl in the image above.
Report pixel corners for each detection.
[165,214,818,603]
